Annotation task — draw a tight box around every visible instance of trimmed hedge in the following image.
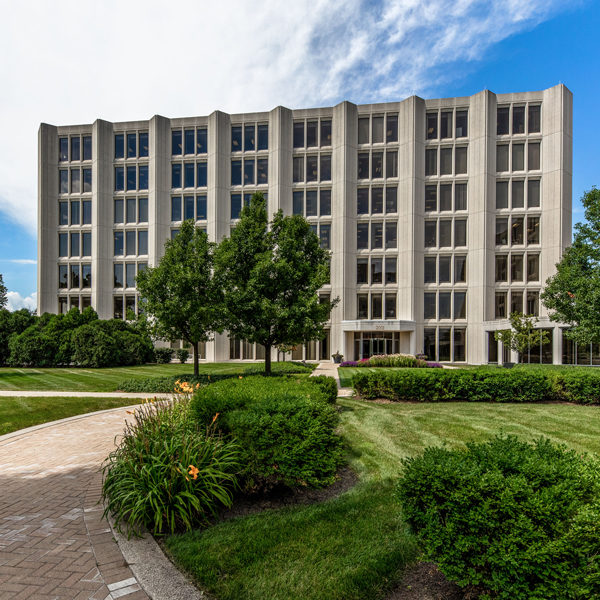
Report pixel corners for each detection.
[190,376,343,490]
[309,375,339,403]
[352,367,600,404]
[397,435,600,599]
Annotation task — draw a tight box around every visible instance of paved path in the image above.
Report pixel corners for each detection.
[310,362,353,397]
[0,407,150,600]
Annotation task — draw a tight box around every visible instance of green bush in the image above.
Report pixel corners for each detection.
[176,348,190,363]
[309,375,338,403]
[397,435,600,599]
[367,354,427,368]
[548,369,600,404]
[154,347,174,363]
[191,376,343,490]
[102,397,240,537]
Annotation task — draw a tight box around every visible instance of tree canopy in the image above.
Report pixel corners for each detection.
[0,274,7,310]
[136,220,222,376]
[542,187,600,345]
[494,312,550,362]
[214,193,337,374]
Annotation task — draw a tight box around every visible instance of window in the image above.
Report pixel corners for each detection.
[454,328,466,361]
[371,294,382,319]
[293,122,304,148]
[528,180,540,208]
[454,255,466,282]
[511,254,523,281]
[528,142,540,170]
[371,258,382,283]
[511,291,523,314]
[59,264,68,288]
[59,137,69,161]
[137,165,147,190]
[496,181,508,209]
[528,105,540,133]
[114,167,124,191]
[171,229,179,239]
[115,134,124,159]
[126,166,136,191]
[527,216,540,244]
[306,121,318,147]
[114,297,123,319]
[81,200,91,225]
[439,256,451,282]
[83,135,92,161]
[196,128,207,154]
[321,120,331,146]
[125,231,135,255]
[385,257,396,283]
[513,106,525,134]
[71,169,81,193]
[70,232,79,256]
[196,162,207,187]
[125,198,135,223]
[114,199,124,223]
[425,185,437,212]
[83,168,92,192]
[231,160,242,185]
[372,188,383,213]
[231,193,242,219]
[496,144,509,172]
[172,163,182,188]
[512,217,524,245]
[497,107,509,135]
[385,222,397,249]
[114,264,123,287]
[127,133,136,158]
[320,190,331,216]
[357,258,368,284]
[171,196,182,221]
[320,155,331,181]
[372,152,383,178]
[293,156,304,182]
[385,294,396,319]
[495,292,507,318]
[386,151,397,178]
[257,158,268,184]
[425,148,437,176]
[184,162,194,188]
[59,233,68,257]
[292,191,303,216]
[512,180,524,208]
[439,220,451,247]
[495,255,508,281]
[357,294,368,319]
[70,200,80,225]
[455,147,467,174]
[357,223,369,249]
[440,111,452,139]
[358,117,369,144]
[257,124,268,150]
[526,291,539,316]
[496,218,508,245]
[231,126,242,151]
[82,232,91,257]
[357,153,369,179]
[386,114,398,142]
[454,292,466,319]
[139,132,148,157]
[386,187,397,213]
[70,264,80,288]
[138,230,148,255]
[424,292,436,319]
[306,190,317,216]
[455,110,468,137]
[126,263,136,288]
[424,221,437,247]
[138,198,148,223]
[244,124,255,151]
[440,147,452,175]
[184,130,194,155]
[196,195,207,220]
[59,201,68,225]
[424,256,436,283]
[527,254,539,281]
[512,143,524,170]
[82,264,91,288]
[59,170,68,194]
[184,196,194,220]
[440,184,452,211]
[426,113,437,139]
[371,222,383,249]
[71,137,80,161]
[172,130,182,155]
[306,156,318,182]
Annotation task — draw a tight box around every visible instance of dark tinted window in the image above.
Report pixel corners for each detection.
[171,164,181,188]
[320,120,331,146]
[184,130,195,154]
[306,121,318,147]
[197,162,207,187]
[257,124,268,150]
[230,193,241,219]
[513,106,525,134]
[59,201,68,225]
[114,167,124,191]
[231,160,242,185]
[497,107,509,135]
[127,133,136,158]
[386,114,398,142]
[196,195,207,220]
[114,134,124,159]
[196,128,207,153]
[139,132,148,157]
[231,126,242,152]
[138,165,148,190]
[59,233,68,257]
[293,122,304,148]
[172,130,182,155]
[71,137,80,161]
[244,124,255,151]
[126,166,136,191]
[320,189,331,216]
[171,196,182,221]
[83,136,92,160]
[59,137,69,161]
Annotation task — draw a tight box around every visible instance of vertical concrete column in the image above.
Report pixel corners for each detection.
[38,123,58,315]
[149,115,171,266]
[331,101,357,360]
[398,96,419,350]
[92,119,114,319]
[268,106,292,215]
[465,90,494,363]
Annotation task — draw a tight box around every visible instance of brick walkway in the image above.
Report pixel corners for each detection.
[0,408,149,600]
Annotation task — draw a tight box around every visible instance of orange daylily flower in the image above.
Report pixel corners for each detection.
[188,465,199,480]
[211,412,220,424]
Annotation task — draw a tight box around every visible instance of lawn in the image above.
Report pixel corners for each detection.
[0,396,138,436]
[164,399,600,600]
[0,362,286,392]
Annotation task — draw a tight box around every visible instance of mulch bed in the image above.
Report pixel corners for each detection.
[388,562,465,600]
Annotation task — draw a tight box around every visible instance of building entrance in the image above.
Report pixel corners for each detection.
[353,332,401,360]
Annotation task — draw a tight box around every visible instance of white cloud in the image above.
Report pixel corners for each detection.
[6,291,37,312]
[1,259,37,265]
[0,0,569,235]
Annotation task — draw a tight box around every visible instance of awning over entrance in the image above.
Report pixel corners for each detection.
[341,320,416,332]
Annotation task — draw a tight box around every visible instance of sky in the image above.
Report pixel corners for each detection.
[0,0,598,310]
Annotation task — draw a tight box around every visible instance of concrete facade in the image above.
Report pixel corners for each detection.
[38,84,573,364]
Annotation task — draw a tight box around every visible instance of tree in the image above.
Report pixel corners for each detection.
[136,220,222,376]
[542,187,600,345]
[494,312,550,362]
[0,274,7,310]
[214,193,337,375]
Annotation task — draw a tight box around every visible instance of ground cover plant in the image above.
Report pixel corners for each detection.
[165,399,600,600]
[397,435,600,599]
[0,396,138,435]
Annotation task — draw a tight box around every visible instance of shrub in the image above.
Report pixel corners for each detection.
[154,347,174,363]
[367,354,426,368]
[339,360,358,367]
[397,435,600,599]
[309,375,338,403]
[176,348,190,364]
[548,369,600,404]
[102,396,240,537]
[191,376,343,490]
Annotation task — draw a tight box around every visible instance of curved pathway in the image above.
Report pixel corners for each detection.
[0,407,149,600]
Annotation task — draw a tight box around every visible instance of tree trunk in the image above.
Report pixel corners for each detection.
[265,343,272,375]
[193,341,199,377]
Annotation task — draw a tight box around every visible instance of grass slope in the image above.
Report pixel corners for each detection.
[165,399,600,600]
[0,396,137,435]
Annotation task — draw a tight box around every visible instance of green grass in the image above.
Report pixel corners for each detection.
[0,362,291,392]
[164,399,600,600]
[0,396,138,435]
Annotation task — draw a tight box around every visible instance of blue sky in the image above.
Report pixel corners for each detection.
[0,0,598,309]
